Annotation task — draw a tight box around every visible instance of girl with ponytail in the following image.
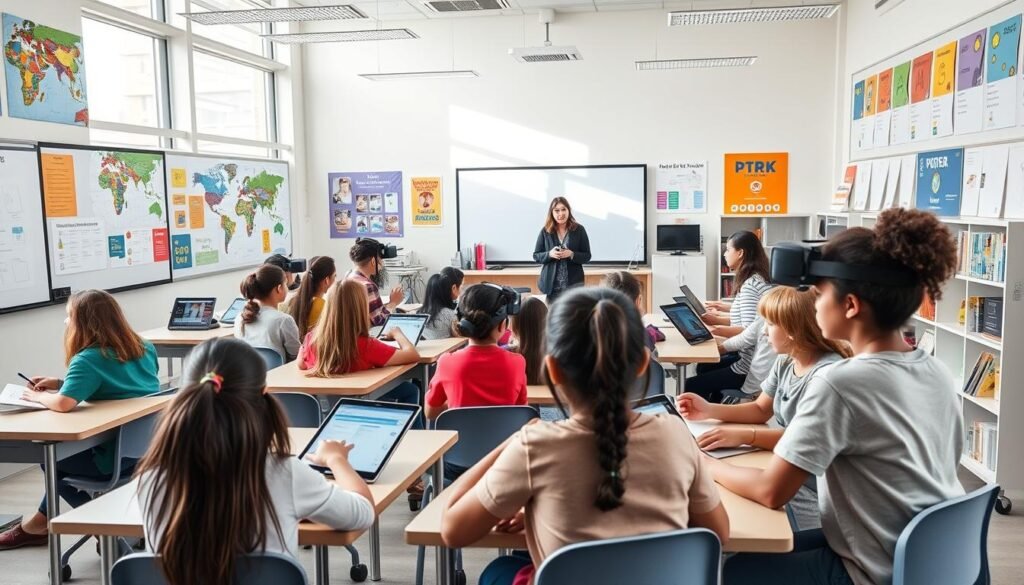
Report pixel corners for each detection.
[236,264,301,362]
[135,338,374,585]
[287,256,337,338]
[440,287,729,585]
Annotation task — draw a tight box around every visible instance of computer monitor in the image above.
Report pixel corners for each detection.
[656,225,701,254]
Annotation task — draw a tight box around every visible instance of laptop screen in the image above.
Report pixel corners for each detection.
[378,313,428,345]
[300,400,419,480]
[169,298,216,328]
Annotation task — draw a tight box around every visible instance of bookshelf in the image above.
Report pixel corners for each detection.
[814,212,862,240]
[716,214,812,300]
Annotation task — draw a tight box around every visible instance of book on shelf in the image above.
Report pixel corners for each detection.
[720,277,736,298]
[965,421,998,471]
[917,293,936,321]
[982,297,1003,339]
[957,231,1007,283]
[916,330,936,355]
[963,352,999,399]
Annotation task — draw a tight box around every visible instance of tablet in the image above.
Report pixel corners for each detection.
[660,302,714,345]
[298,399,421,482]
[167,297,218,330]
[678,284,707,315]
[630,395,756,459]
[219,297,246,325]
[377,313,428,347]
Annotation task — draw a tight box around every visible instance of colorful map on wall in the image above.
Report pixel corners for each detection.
[166,154,291,279]
[2,14,88,126]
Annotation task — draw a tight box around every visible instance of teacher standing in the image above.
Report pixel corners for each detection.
[533,197,592,301]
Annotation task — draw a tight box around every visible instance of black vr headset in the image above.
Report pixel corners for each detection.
[771,241,915,290]
[457,283,521,336]
[357,237,399,260]
[265,254,307,274]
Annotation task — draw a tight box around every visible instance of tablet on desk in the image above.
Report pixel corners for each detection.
[377,313,428,347]
[630,395,756,459]
[167,297,218,330]
[660,301,714,345]
[678,285,707,315]
[298,399,421,483]
[219,297,246,326]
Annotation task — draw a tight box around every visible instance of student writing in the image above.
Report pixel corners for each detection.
[236,264,301,363]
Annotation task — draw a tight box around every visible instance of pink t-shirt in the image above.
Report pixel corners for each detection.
[298,331,396,373]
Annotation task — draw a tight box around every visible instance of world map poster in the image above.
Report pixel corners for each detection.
[3,13,88,126]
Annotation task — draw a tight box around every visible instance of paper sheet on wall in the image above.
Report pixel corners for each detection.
[910,51,933,142]
[890,61,912,145]
[868,159,890,210]
[852,163,872,210]
[1003,145,1024,218]
[961,148,984,216]
[930,41,957,138]
[978,145,1009,218]
[883,158,901,208]
[985,15,1021,130]
[832,165,857,211]
[955,29,986,135]
[874,69,893,148]
[655,162,707,213]
[898,155,917,208]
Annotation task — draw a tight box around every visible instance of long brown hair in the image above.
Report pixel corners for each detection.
[758,288,852,359]
[239,265,286,333]
[136,337,291,585]
[601,271,642,309]
[728,231,771,290]
[543,197,580,234]
[64,289,145,366]
[308,280,370,377]
[288,256,336,338]
[509,297,548,385]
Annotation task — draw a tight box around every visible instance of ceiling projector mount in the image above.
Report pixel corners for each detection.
[509,9,582,63]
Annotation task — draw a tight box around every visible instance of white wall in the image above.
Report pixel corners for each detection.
[301,10,840,297]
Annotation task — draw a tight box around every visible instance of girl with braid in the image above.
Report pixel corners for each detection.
[440,287,729,585]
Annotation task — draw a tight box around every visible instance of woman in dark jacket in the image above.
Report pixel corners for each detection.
[532,197,591,301]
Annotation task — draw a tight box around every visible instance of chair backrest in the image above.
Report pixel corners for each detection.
[111,552,307,585]
[117,388,179,461]
[273,392,323,428]
[254,347,284,369]
[434,406,538,469]
[644,360,666,398]
[536,528,721,585]
[892,484,999,585]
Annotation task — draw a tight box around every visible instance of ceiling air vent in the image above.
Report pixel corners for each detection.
[422,0,510,13]
[509,9,581,64]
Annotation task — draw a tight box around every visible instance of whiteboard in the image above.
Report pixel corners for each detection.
[0,144,51,312]
[164,153,292,279]
[457,165,647,264]
[40,144,172,295]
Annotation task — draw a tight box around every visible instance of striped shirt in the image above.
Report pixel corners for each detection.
[728,273,772,374]
[347,270,390,327]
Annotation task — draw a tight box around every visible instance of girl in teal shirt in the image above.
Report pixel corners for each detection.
[0,289,160,551]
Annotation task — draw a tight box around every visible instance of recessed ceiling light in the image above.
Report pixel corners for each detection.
[668,4,839,26]
[359,70,479,81]
[635,56,758,70]
[263,29,419,44]
[181,5,367,25]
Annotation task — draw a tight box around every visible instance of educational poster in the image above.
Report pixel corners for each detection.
[985,14,1020,130]
[874,68,893,148]
[722,153,788,214]
[891,61,912,144]
[655,161,707,213]
[852,80,872,151]
[831,165,856,212]
[852,162,872,211]
[165,153,291,279]
[961,147,984,216]
[930,41,957,138]
[328,171,403,238]
[956,29,987,135]
[910,51,933,142]
[868,159,890,211]
[2,14,88,126]
[1003,145,1024,218]
[883,158,902,208]
[899,154,917,208]
[864,74,879,149]
[978,145,1009,218]
[410,176,442,227]
[915,148,963,216]
[0,145,50,311]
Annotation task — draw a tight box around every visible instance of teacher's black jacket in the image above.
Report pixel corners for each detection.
[532,225,592,295]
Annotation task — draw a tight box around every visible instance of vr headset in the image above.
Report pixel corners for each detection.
[357,237,399,260]
[265,254,307,274]
[457,283,521,336]
[771,241,914,290]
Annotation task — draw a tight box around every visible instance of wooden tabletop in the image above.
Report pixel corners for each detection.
[0,396,173,442]
[643,314,720,365]
[405,449,792,554]
[138,326,234,346]
[266,361,417,396]
[526,385,555,406]
[50,428,459,547]
[416,337,468,364]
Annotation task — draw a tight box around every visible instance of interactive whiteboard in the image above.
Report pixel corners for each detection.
[0,144,51,312]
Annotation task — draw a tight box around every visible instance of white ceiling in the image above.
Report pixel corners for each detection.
[293,0,835,21]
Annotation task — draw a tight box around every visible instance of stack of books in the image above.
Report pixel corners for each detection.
[917,293,936,321]
[958,232,1007,282]
[963,297,1003,340]
[720,277,736,298]
[963,352,999,399]
[965,421,998,472]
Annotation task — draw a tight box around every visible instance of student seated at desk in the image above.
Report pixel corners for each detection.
[287,255,337,338]
[136,338,374,585]
[421,267,464,340]
[502,296,547,385]
[346,238,404,327]
[706,209,963,585]
[0,290,160,550]
[601,270,656,352]
[678,287,851,531]
[236,265,301,363]
[441,288,729,585]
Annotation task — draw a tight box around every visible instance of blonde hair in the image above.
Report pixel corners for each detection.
[758,287,852,359]
[307,280,371,377]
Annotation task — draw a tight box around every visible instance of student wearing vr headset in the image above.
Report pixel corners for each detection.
[345,237,404,327]
[707,208,963,585]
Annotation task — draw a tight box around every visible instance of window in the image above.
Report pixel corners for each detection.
[82,18,166,128]
[97,0,162,19]
[197,140,272,158]
[193,50,271,142]
[189,0,268,56]
[90,129,163,148]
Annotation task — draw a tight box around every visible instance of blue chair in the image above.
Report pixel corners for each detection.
[536,528,721,585]
[111,551,307,585]
[415,406,539,585]
[892,484,999,585]
[253,347,284,369]
[644,360,666,398]
[273,392,322,428]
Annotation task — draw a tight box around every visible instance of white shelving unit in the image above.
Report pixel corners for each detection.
[651,253,708,311]
[716,214,812,300]
[815,211,862,240]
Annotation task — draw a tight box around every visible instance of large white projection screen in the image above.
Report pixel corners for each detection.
[456,165,647,264]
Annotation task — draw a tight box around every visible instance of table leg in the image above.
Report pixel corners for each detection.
[99,535,115,585]
[421,364,431,395]
[432,456,450,585]
[44,443,62,585]
[676,364,686,395]
[369,519,382,581]
[314,546,329,585]
[166,358,174,380]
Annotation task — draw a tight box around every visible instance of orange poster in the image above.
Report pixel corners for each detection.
[864,74,878,116]
[188,196,205,229]
[932,40,957,97]
[40,154,78,217]
[261,229,271,253]
[911,51,933,103]
[724,153,789,214]
[411,176,443,227]
[174,210,187,229]
[877,68,893,112]
[172,193,186,206]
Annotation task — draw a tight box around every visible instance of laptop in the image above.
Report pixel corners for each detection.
[377,313,429,347]
[677,284,707,315]
[630,395,756,459]
[167,297,219,330]
[219,297,246,326]
[659,301,715,345]
[298,398,421,483]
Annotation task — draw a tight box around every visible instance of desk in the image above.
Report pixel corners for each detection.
[138,326,234,377]
[461,268,655,314]
[526,385,555,406]
[644,314,720,394]
[50,428,458,585]
[0,396,173,585]
[405,450,792,582]
[266,361,417,398]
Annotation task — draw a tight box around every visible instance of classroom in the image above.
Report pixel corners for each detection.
[0,0,1023,584]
